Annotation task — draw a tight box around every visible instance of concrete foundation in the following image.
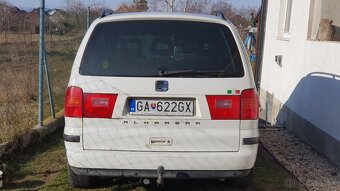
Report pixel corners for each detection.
[0,111,64,161]
[259,88,340,167]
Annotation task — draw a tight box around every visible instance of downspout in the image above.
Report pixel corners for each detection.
[255,0,268,90]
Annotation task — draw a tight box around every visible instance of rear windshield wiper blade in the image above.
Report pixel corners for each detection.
[159,69,225,77]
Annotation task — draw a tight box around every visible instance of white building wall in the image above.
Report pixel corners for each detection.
[260,0,340,142]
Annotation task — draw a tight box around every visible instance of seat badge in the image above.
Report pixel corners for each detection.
[155,81,168,92]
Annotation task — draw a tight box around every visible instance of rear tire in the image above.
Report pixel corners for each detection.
[228,169,253,189]
[68,166,96,188]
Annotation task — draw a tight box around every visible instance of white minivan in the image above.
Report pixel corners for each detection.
[64,12,259,188]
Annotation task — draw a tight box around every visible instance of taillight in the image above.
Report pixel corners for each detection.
[83,93,117,118]
[206,95,240,120]
[65,86,83,118]
[206,88,259,120]
[65,86,118,118]
[241,89,259,120]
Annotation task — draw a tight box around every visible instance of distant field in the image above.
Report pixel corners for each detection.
[0,32,80,43]
[0,31,83,143]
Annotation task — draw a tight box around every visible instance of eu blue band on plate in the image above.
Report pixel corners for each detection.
[129,99,136,112]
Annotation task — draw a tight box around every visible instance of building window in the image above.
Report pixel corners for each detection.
[278,0,293,39]
[308,0,340,41]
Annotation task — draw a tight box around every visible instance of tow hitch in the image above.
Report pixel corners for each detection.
[156,166,165,186]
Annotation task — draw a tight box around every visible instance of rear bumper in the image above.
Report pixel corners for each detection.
[65,144,258,174]
[64,118,258,177]
[70,166,251,179]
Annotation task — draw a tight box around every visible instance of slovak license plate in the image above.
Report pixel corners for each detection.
[129,99,194,116]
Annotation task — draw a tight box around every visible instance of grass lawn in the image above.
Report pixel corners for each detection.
[1,129,307,191]
[0,32,83,143]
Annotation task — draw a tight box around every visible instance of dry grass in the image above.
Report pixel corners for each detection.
[0,32,81,43]
[0,32,83,143]
[1,133,306,191]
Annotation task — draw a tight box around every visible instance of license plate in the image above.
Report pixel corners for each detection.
[129,99,194,116]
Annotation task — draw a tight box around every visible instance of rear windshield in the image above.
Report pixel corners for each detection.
[80,20,244,77]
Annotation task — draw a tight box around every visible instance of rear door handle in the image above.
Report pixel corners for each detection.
[150,137,173,146]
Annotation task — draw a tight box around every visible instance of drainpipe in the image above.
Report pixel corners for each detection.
[255,0,268,90]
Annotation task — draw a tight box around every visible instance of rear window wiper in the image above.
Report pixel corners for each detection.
[158,69,225,77]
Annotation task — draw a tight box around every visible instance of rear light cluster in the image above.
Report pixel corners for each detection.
[206,95,240,119]
[206,89,259,120]
[65,86,258,120]
[65,86,117,118]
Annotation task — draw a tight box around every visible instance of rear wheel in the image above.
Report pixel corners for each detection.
[228,169,253,189]
[68,166,96,188]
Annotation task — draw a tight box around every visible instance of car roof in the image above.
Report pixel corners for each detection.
[95,12,234,28]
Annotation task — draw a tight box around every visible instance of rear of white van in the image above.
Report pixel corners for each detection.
[64,13,259,188]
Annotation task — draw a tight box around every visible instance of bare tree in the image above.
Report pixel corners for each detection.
[0,0,9,6]
[64,0,86,26]
[210,0,236,19]
[0,1,26,33]
[235,6,258,21]
[148,0,160,11]
[89,0,105,17]
[64,0,72,12]
[133,0,148,12]
[149,0,207,13]
[183,0,208,13]
[149,0,176,12]
[0,0,10,32]
[164,0,176,12]
[64,0,108,26]
[0,8,7,32]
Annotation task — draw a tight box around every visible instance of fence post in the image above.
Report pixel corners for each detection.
[44,54,55,118]
[87,6,90,30]
[38,0,45,126]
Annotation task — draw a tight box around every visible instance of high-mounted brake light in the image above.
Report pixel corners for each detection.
[65,86,83,118]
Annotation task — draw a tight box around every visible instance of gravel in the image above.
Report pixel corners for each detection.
[260,128,340,191]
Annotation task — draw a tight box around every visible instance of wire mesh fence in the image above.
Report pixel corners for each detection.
[0,11,88,143]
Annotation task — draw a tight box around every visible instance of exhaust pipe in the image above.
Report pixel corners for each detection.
[156,166,164,186]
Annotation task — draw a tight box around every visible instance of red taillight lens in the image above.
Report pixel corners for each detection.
[206,95,240,120]
[65,86,118,118]
[206,89,259,120]
[83,93,117,118]
[241,89,259,120]
[65,86,83,118]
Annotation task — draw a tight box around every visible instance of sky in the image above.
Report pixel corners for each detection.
[7,0,261,11]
